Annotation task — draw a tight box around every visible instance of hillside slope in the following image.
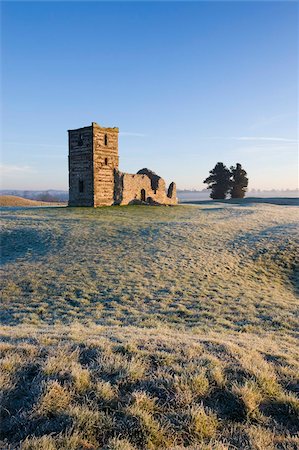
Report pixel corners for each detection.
[0,195,63,207]
[0,203,298,449]
[1,203,297,333]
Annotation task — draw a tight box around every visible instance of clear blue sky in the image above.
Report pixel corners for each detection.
[1,1,298,190]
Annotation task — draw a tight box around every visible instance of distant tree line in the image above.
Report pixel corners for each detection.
[203,163,248,199]
[35,192,60,202]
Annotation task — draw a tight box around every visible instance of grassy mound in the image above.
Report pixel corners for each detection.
[0,204,298,333]
[0,195,62,207]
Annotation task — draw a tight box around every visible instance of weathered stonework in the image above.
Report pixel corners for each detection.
[68,122,177,207]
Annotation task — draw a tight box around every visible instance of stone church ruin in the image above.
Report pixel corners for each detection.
[68,122,177,207]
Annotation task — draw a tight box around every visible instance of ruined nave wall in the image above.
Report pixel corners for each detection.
[114,171,177,205]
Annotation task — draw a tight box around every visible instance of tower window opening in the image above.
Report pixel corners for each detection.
[79,180,84,193]
[104,134,108,146]
[78,133,83,146]
[105,157,108,165]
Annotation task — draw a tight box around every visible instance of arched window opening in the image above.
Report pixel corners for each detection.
[79,180,84,193]
[104,134,108,146]
[78,133,83,146]
[141,189,146,202]
[105,157,108,166]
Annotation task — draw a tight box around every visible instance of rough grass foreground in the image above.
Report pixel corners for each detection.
[0,325,298,450]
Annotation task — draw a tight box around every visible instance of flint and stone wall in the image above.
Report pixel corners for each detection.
[93,123,119,207]
[114,171,177,205]
[68,125,94,207]
[68,123,119,207]
[68,122,177,207]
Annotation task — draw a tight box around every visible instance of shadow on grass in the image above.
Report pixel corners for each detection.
[0,363,40,441]
[181,197,299,206]
[228,223,299,297]
[0,363,72,445]
[204,388,245,421]
[261,400,299,434]
[1,228,54,265]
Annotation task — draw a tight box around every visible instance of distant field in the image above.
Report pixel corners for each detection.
[0,203,298,449]
[0,195,63,207]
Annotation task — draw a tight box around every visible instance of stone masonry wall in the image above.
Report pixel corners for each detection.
[69,122,177,207]
[114,170,177,205]
[68,126,94,206]
[93,123,119,207]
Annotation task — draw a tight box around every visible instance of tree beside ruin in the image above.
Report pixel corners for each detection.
[230,163,249,198]
[203,162,232,199]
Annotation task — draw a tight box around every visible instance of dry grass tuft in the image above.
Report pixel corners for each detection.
[97,352,147,381]
[105,437,137,450]
[71,363,91,393]
[126,403,170,449]
[185,405,219,441]
[70,404,114,440]
[21,435,57,450]
[280,392,299,415]
[43,347,79,376]
[0,352,23,374]
[131,390,158,413]
[232,381,263,419]
[246,426,275,450]
[36,380,72,416]
[95,380,118,401]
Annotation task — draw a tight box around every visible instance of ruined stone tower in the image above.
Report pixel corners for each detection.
[68,122,119,206]
[68,122,177,207]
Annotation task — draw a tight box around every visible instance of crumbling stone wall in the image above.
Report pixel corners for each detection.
[114,168,177,205]
[136,168,161,192]
[68,122,177,207]
[167,182,176,200]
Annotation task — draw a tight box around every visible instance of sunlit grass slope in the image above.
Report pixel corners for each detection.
[0,203,298,449]
[0,195,62,207]
[1,203,298,334]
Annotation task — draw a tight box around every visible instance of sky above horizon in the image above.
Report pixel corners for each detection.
[1,1,298,190]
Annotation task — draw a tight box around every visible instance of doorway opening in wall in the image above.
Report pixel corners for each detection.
[141,189,146,202]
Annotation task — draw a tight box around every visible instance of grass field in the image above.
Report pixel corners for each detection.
[0,202,298,449]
